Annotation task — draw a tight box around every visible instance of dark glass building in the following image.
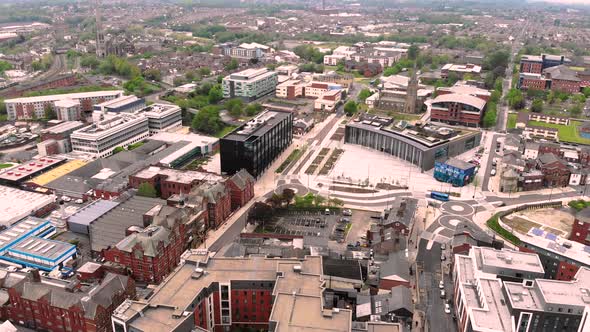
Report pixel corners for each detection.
[220,110,293,178]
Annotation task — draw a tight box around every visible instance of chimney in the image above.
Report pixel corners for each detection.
[30,269,41,282]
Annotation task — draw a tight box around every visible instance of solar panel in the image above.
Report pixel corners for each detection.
[545,233,557,241]
[531,228,544,236]
[584,246,590,254]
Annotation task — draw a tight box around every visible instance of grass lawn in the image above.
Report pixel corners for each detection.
[0,163,13,169]
[527,120,590,144]
[507,113,517,129]
[214,125,237,138]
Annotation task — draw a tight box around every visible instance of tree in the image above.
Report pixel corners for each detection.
[282,188,295,206]
[407,44,420,60]
[0,99,6,116]
[244,103,262,116]
[313,194,326,207]
[173,76,186,87]
[569,103,582,117]
[191,106,223,135]
[267,193,283,208]
[225,58,238,71]
[357,89,373,103]
[143,68,161,82]
[531,99,543,113]
[336,60,345,72]
[344,101,358,116]
[112,146,124,154]
[199,67,211,77]
[293,45,324,64]
[208,85,223,104]
[44,104,57,120]
[482,103,497,128]
[583,87,590,98]
[484,50,509,71]
[225,98,243,118]
[0,60,12,75]
[507,89,525,110]
[249,202,273,223]
[137,182,158,198]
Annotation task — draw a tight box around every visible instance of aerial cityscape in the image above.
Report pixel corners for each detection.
[0,0,589,331]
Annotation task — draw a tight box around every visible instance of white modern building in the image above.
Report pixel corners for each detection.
[93,95,145,114]
[222,68,278,101]
[138,103,182,134]
[4,90,124,120]
[70,113,149,158]
[54,99,81,121]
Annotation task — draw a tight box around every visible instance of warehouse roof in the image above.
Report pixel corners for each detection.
[67,200,120,228]
[27,159,87,187]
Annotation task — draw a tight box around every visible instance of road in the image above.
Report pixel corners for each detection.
[416,241,455,332]
[481,133,501,191]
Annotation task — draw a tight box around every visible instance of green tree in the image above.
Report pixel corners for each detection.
[0,99,6,116]
[112,146,124,154]
[44,104,57,120]
[199,67,211,76]
[185,70,196,82]
[249,202,273,223]
[357,89,373,103]
[344,101,358,116]
[137,182,158,198]
[583,87,590,98]
[507,89,525,110]
[143,68,161,82]
[173,76,186,87]
[225,58,238,71]
[244,103,262,116]
[208,85,223,104]
[531,99,543,113]
[407,44,420,60]
[482,103,497,128]
[225,98,244,118]
[0,60,12,75]
[282,188,295,206]
[569,103,582,117]
[191,106,223,135]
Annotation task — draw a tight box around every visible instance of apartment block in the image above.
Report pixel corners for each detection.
[137,103,182,134]
[4,90,124,120]
[222,68,278,101]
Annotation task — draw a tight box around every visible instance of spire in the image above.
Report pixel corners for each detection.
[95,0,106,58]
[403,67,419,114]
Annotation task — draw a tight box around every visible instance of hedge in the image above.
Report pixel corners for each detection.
[486,213,521,246]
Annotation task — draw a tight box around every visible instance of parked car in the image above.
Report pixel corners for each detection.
[440,290,446,298]
[439,281,444,289]
[490,169,497,176]
[340,217,350,223]
[441,243,446,250]
[346,244,355,250]
[61,196,71,202]
[325,208,331,215]
[342,209,352,216]
[492,160,497,167]
[444,303,451,314]
[441,254,446,261]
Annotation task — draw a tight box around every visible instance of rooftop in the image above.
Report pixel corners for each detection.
[6,235,75,263]
[0,216,49,252]
[521,228,590,266]
[53,99,80,108]
[472,246,544,275]
[67,199,120,229]
[223,109,291,142]
[138,103,181,118]
[4,90,124,104]
[73,113,146,136]
[114,254,351,332]
[432,93,487,110]
[0,156,65,182]
[42,121,85,135]
[227,68,277,82]
[443,158,476,170]
[132,166,223,185]
[27,159,87,187]
[441,63,482,74]
[95,95,141,109]
[437,83,491,97]
[0,186,56,226]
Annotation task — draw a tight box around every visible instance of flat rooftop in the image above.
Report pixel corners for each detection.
[469,278,512,332]
[139,103,180,117]
[227,68,276,82]
[473,246,544,275]
[7,235,75,262]
[115,255,350,332]
[522,227,590,266]
[96,95,141,108]
[0,157,65,182]
[73,113,146,135]
[133,166,223,185]
[42,121,85,134]
[0,216,49,252]
[0,186,56,226]
[27,159,87,187]
[4,90,124,104]
[223,110,291,142]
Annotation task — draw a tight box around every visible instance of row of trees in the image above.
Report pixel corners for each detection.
[224,99,263,118]
[249,190,345,222]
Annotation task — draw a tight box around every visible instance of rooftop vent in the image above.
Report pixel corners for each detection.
[293,265,302,273]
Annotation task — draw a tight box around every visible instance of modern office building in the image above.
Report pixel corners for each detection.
[4,90,124,120]
[71,113,150,158]
[93,95,146,113]
[430,93,487,128]
[222,68,278,101]
[454,246,590,332]
[220,110,293,177]
[137,103,182,134]
[345,116,481,171]
[214,42,270,60]
[111,252,352,332]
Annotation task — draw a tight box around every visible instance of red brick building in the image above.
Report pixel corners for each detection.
[536,153,571,187]
[430,93,487,128]
[570,209,590,246]
[192,182,232,229]
[226,169,255,210]
[1,270,135,332]
[129,166,225,199]
[544,65,582,94]
[102,224,186,284]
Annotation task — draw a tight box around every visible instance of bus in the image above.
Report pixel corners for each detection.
[431,191,450,202]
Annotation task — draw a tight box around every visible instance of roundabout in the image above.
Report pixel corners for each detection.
[440,201,475,216]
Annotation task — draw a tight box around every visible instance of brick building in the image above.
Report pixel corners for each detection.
[536,153,571,187]
[1,269,134,332]
[112,253,352,332]
[189,182,232,229]
[102,224,185,284]
[570,209,590,246]
[225,169,255,210]
[430,93,487,127]
[129,166,224,199]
